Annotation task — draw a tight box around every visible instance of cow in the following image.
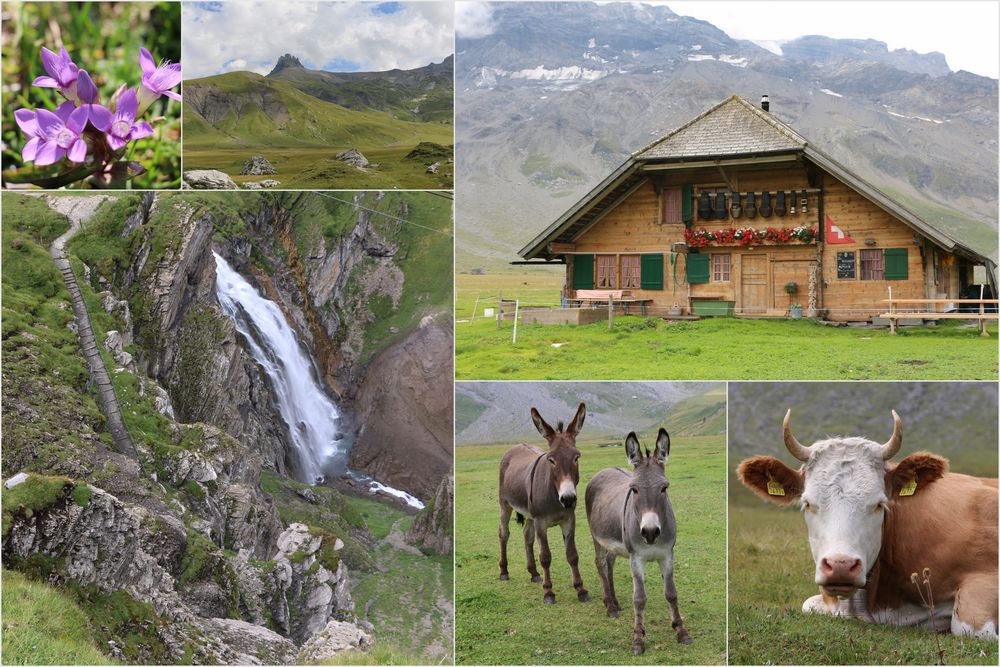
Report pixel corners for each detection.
[737,409,998,639]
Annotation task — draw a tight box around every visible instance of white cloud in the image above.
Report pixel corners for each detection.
[455,2,495,39]
[183,1,455,79]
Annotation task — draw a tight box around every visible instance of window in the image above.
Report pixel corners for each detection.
[661,187,682,224]
[712,254,731,281]
[596,255,617,288]
[860,249,884,280]
[621,255,641,288]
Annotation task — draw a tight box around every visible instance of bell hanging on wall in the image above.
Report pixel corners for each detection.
[745,191,757,219]
[730,191,742,219]
[715,192,727,220]
[800,190,808,215]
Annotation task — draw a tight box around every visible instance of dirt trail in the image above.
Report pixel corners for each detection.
[44,195,137,458]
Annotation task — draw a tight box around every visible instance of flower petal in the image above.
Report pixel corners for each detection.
[40,47,59,78]
[54,101,76,122]
[139,47,156,77]
[35,108,62,135]
[22,136,41,162]
[162,90,182,102]
[67,138,88,162]
[14,109,38,136]
[87,104,112,132]
[130,121,154,140]
[34,141,63,166]
[67,106,89,134]
[154,63,182,90]
[117,88,138,120]
[32,75,60,88]
[106,133,128,151]
[76,70,98,104]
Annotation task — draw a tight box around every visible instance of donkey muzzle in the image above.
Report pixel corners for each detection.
[640,512,661,544]
[558,480,577,509]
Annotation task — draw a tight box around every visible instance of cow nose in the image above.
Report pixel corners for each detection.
[640,525,660,544]
[820,555,863,582]
[559,493,576,509]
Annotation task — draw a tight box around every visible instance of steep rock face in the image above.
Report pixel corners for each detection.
[405,473,454,554]
[349,317,453,498]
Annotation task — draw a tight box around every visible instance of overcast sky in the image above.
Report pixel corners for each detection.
[456,1,999,79]
[184,2,454,79]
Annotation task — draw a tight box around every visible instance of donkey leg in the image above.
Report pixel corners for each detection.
[561,516,590,602]
[536,521,556,604]
[605,551,621,617]
[498,500,512,580]
[659,556,692,644]
[523,518,541,582]
[593,540,620,617]
[630,554,647,655]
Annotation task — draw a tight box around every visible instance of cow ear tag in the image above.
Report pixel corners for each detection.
[767,481,785,496]
[899,479,917,497]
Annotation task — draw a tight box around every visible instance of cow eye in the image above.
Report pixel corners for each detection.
[875,501,888,513]
[801,499,814,512]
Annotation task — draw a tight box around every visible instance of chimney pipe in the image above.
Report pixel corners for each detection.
[761,94,770,112]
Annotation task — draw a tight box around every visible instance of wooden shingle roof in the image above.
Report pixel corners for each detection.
[635,96,805,161]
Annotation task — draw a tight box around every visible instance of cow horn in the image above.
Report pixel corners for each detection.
[881,410,903,460]
[783,409,811,462]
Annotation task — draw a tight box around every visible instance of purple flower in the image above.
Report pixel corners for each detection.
[75,70,113,131]
[102,88,153,151]
[14,109,43,162]
[32,47,80,94]
[136,47,181,114]
[33,102,90,165]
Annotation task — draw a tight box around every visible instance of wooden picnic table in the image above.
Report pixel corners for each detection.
[880,296,998,336]
[568,289,654,315]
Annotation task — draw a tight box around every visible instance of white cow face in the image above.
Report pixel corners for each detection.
[799,438,889,596]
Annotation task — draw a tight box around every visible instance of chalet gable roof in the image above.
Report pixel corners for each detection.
[635,95,806,161]
[519,95,993,269]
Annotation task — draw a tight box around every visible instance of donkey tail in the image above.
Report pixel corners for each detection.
[515,512,525,525]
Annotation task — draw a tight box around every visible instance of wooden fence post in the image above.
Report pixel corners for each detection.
[471,292,480,323]
[887,286,896,335]
[980,284,988,337]
[512,300,520,344]
[608,295,613,330]
[497,290,502,330]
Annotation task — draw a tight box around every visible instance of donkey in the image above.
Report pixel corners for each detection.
[498,402,591,605]
[586,429,692,655]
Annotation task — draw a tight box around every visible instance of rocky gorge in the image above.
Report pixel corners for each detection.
[1,191,454,664]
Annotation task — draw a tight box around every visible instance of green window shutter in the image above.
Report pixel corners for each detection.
[572,254,594,290]
[687,253,710,284]
[681,184,693,225]
[884,248,908,280]
[640,254,664,290]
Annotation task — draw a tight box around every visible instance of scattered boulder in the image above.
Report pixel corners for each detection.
[426,162,440,174]
[335,149,369,169]
[183,170,238,190]
[199,618,297,666]
[296,488,319,504]
[104,330,136,372]
[243,179,281,190]
[297,620,374,664]
[240,156,277,176]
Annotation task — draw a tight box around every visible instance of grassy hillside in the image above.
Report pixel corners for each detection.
[455,434,726,665]
[183,72,453,189]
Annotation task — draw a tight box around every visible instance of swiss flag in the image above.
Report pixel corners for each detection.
[826,215,856,244]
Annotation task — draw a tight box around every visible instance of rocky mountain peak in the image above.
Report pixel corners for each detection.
[268,53,305,77]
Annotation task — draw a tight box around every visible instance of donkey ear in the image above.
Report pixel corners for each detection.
[567,402,586,435]
[624,432,642,466]
[654,428,670,464]
[531,408,555,439]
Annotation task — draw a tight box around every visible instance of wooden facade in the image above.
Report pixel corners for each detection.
[520,96,995,322]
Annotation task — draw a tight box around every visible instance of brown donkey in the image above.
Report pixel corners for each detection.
[498,402,591,605]
[586,429,692,655]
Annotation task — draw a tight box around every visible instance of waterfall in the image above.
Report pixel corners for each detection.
[213,252,424,509]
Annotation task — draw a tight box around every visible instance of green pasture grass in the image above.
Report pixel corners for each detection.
[729,500,998,665]
[455,435,727,665]
[455,273,998,380]
[1,569,114,665]
[182,145,453,189]
[1,2,180,188]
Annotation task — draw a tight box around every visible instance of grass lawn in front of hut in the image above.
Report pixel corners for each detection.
[455,275,997,380]
[455,435,727,665]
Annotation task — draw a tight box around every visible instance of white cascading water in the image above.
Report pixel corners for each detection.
[213,252,424,509]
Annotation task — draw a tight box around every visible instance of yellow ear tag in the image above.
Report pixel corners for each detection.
[899,479,917,497]
[767,481,785,496]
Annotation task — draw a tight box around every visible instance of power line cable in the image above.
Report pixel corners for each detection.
[309,191,453,237]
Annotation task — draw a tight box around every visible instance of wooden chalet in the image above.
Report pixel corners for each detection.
[519,95,997,321]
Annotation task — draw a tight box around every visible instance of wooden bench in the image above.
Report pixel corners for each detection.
[880,297,998,336]
[567,289,653,316]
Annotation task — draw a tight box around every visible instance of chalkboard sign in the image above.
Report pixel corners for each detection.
[837,251,856,279]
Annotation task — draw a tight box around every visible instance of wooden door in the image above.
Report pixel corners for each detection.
[741,254,770,314]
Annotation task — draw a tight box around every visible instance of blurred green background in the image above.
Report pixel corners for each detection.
[2,1,181,188]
